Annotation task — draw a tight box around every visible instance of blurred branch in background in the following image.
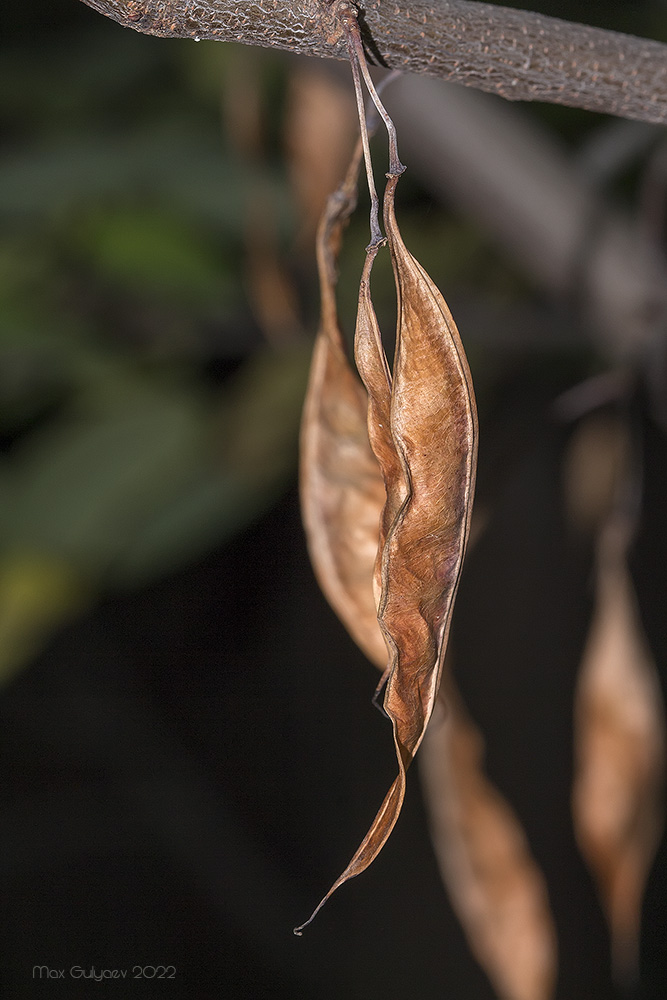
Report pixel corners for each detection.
[388,74,667,365]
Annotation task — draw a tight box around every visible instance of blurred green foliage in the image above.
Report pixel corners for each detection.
[0,2,308,683]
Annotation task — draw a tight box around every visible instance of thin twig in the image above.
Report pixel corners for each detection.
[346,25,384,247]
[344,14,406,178]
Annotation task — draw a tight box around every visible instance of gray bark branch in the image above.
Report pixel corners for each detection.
[79,0,667,125]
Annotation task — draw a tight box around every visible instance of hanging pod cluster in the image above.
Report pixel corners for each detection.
[296,29,478,931]
[297,24,660,997]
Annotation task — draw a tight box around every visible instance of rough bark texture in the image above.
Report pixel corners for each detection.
[80,0,667,125]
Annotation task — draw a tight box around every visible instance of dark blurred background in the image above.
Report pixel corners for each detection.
[1,1,667,997]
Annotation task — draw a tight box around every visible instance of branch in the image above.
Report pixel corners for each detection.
[80,0,667,126]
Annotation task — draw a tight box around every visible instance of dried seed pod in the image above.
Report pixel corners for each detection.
[570,416,665,983]
[299,145,387,669]
[354,245,406,608]
[296,171,478,930]
[420,687,558,1000]
[378,172,478,748]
